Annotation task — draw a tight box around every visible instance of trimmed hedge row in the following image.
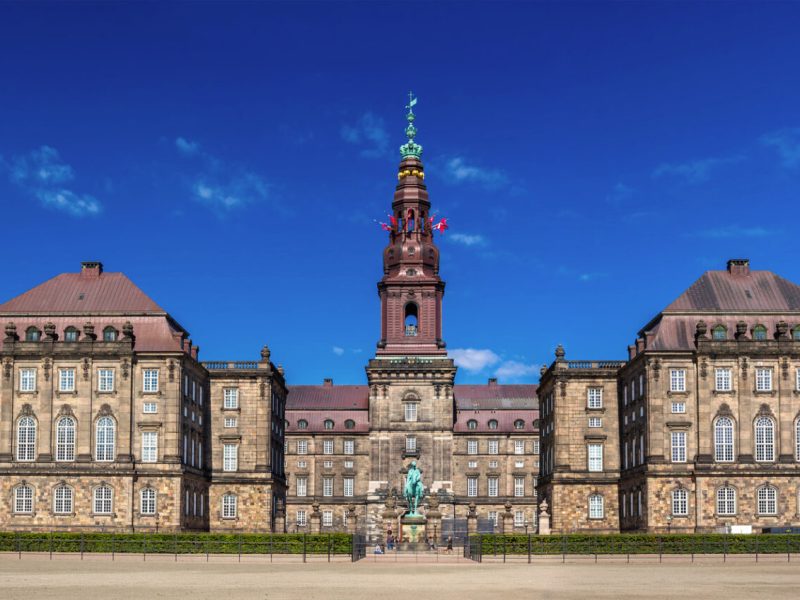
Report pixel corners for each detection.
[471,533,800,555]
[0,532,353,555]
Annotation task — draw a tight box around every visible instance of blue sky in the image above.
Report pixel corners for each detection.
[1,2,799,384]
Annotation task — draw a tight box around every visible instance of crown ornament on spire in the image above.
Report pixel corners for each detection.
[400,91,423,159]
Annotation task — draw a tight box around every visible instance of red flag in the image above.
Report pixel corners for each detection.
[389,214,398,230]
[379,222,391,232]
[433,217,449,233]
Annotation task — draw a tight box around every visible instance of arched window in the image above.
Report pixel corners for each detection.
[712,325,727,340]
[140,488,156,515]
[56,416,76,461]
[64,327,79,342]
[514,419,524,430]
[467,419,477,430]
[672,488,688,516]
[95,416,116,461]
[297,419,308,430]
[344,419,355,429]
[16,416,36,461]
[14,485,33,513]
[753,325,768,341]
[323,419,334,430]
[588,494,604,519]
[757,485,777,515]
[222,493,237,518]
[793,326,800,341]
[755,416,775,462]
[404,303,418,337]
[103,326,118,342]
[714,417,734,462]
[54,485,73,514]
[488,419,498,430]
[716,486,736,515]
[93,485,113,514]
[25,327,41,342]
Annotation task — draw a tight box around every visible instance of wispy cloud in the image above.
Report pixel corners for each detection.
[4,146,101,217]
[340,113,390,158]
[442,156,509,190]
[760,128,800,168]
[449,348,500,373]
[605,182,635,207]
[557,265,605,283]
[448,232,487,247]
[494,360,540,380]
[175,137,200,156]
[652,155,744,184]
[694,225,777,239]
[332,346,345,356]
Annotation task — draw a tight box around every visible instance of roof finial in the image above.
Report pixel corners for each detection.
[400,91,423,159]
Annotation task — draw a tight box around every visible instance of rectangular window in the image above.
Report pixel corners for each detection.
[671,431,687,463]
[515,460,524,468]
[588,444,603,472]
[224,388,239,409]
[756,368,772,392]
[20,368,36,392]
[514,477,524,497]
[587,387,603,409]
[589,417,602,428]
[344,460,353,469]
[54,486,73,514]
[143,369,159,393]
[297,460,307,468]
[296,476,307,497]
[715,368,732,392]
[59,368,75,392]
[467,477,478,497]
[468,460,477,469]
[222,495,237,519]
[297,510,307,526]
[143,402,157,414]
[141,432,158,463]
[671,402,686,414]
[514,440,525,455]
[323,477,333,497]
[297,440,308,455]
[489,460,498,469]
[223,444,238,472]
[344,440,355,455]
[323,440,333,454]
[98,369,114,392]
[488,511,498,526]
[224,417,237,428]
[514,510,525,527]
[670,369,686,392]
[404,402,418,422]
[467,440,478,455]
[322,510,333,527]
[487,477,499,498]
[533,439,540,454]
[672,489,688,516]
[488,440,499,455]
[343,477,354,497]
[406,436,417,452]
[323,460,333,468]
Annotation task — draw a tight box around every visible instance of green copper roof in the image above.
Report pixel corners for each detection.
[400,91,423,159]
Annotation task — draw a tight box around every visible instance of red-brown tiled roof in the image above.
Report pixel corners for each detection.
[663,270,800,313]
[454,384,538,410]
[287,385,370,410]
[453,408,539,433]
[646,315,800,351]
[285,409,369,433]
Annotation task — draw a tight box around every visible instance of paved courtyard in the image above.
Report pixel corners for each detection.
[2,554,800,599]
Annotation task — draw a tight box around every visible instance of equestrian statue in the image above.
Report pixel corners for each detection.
[403,460,425,516]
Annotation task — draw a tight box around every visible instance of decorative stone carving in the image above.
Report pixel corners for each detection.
[260,382,266,399]
[277,364,285,377]
[58,404,75,417]
[121,358,130,380]
[83,322,96,341]
[559,380,567,397]
[122,321,134,340]
[777,321,789,340]
[717,402,733,417]
[700,357,708,379]
[555,344,565,360]
[4,322,17,342]
[735,321,748,340]
[260,345,271,362]
[757,403,774,418]
[782,357,789,380]
[82,358,90,381]
[43,358,51,382]
[168,359,175,382]
[44,322,57,340]
[19,403,34,417]
[3,358,12,380]
[741,357,749,379]
[98,403,113,417]
[695,320,708,340]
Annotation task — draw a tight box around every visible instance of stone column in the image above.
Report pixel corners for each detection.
[346,503,357,534]
[466,501,478,535]
[500,501,513,534]
[538,499,551,535]
[310,501,321,534]
[274,498,286,533]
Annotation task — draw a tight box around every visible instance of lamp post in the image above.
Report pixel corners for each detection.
[666,515,672,534]
[524,520,529,536]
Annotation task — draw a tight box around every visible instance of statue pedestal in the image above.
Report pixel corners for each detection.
[399,514,427,549]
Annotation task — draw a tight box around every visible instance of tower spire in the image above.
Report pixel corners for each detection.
[400,91,423,159]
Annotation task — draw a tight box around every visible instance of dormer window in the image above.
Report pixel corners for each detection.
[64,327,79,342]
[467,419,477,430]
[488,419,498,430]
[344,419,355,429]
[297,419,308,430]
[25,327,41,341]
[753,325,767,341]
[103,327,118,342]
[712,325,727,340]
[323,419,334,430]
[514,419,524,430]
[404,303,418,337]
[793,326,800,341]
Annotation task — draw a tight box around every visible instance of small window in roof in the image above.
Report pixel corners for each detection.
[64,327,79,342]
[467,419,477,430]
[712,325,727,340]
[753,325,767,341]
[25,327,41,342]
[297,419,308,430]
[514,419,524,430]
[488,419,498,430]
[344,419,355,429]
[103,326,118,342]
[324,419,334,430]
[793,326,800,341]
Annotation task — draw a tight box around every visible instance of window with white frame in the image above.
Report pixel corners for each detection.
[406,436,417,452]
[222,494,237,518]
[797,368,800,392]
[323,459,333,468]
[223,444,238,472]
[588,494,604,519]
[514,440,525,454]
[143,402,157,414]
[796,419,800,462]
[715,368,732,392]
[95,416,115,461]
[670,369,686,392]
[589,417,601,428]
[224,417,237,428]
[140,488,156,515]
[20,368,36,392]
[94,485,113,514]
[296,510,307,526]
[467,477,478,497]
[323,477,333,497]
[14,485,33,513]
[532,476,538,496]
[716,486,736,515]
[141,431,158,463]
[54,485,73,514]
[322,510,333,527]
[588,444,603,472]
[16,417,36,461]
[343,477,354,497]
[404,402,418,422]
[672,488,688,516]
[671,431,687,463]
[468,460,477,469]
[533,439,540,454]
[59,368,75,392]
[587,387,603,409]
[714,417,734,462]
[296,477,308,497]
[671,401,686,414]
[488,510,498,527]
[143,369,159,393]
[755,417,775,461]
[514,510,525,527]
[756,368,773,392]
[515,460,524,468]
[757,485,777,515]
[56,416,75,461]
[488,476,498,497]
[344,460,353,469]
[223,388,239,409]
[342,510,348,527]
[98,369,114,392]
[488,440,499,455]
[514,476,524,497]
[467,440,478,455]
[344,439,355,455]
[489,460,498,469]
[323,439,334,454]
[297,440,308,455]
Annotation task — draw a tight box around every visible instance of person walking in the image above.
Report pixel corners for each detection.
[446,536,453,554]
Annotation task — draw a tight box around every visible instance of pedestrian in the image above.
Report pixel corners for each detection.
[446,536,453,554]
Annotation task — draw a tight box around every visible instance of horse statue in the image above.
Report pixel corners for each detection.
[403,460,425,516]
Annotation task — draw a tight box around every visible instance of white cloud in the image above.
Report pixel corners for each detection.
[760,128,800,168]
[5,146,101,217]
[175,137,200,156]
[694,225,777,238]
[340,113,390,158]
[448,232,487,247]
[449,348,501,373]
[442,157,509,190]
[191,171,269,211]
[494,360,540,380]
[332,346,345,356]
[652,155,743,184]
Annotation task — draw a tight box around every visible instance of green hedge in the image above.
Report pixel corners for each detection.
[0,532,353,555]
[470,533,800,555]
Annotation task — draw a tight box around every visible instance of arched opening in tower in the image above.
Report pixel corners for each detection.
[404,303,419,337]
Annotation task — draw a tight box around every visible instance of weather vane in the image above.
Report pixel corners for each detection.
[400,91,422,158]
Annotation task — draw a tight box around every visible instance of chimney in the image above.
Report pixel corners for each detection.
[323,378,333,387]
[80,261,103,277]
[727,258,750,277]
[488,377,498,386]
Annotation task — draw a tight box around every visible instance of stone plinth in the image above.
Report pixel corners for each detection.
[400,514,427,546]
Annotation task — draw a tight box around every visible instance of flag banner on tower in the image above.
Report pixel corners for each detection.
[389,214,398,230]
[432,217,449,234]
[375,220,392,232]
